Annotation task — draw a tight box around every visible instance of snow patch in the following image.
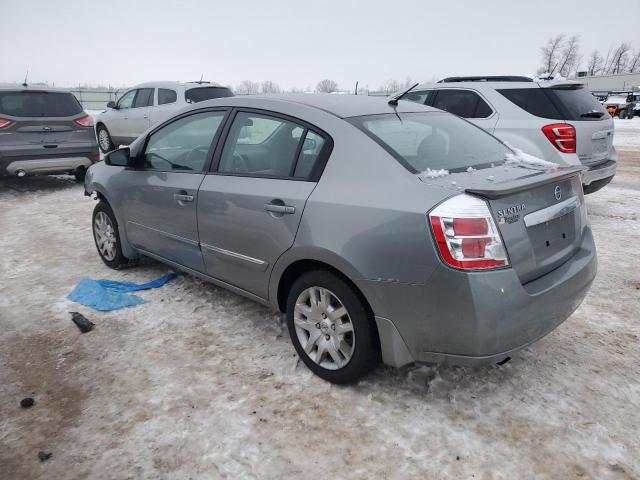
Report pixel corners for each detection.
[503,142,557,170]
[417,168,449,179]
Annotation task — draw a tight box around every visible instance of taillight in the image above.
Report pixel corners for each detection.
[428,194,509,270]
[74,114,94,128]
[90,153,100,161]
[0,117,13,129]
[542,123,576,153]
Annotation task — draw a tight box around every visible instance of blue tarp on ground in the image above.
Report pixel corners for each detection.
[67,273,177,311]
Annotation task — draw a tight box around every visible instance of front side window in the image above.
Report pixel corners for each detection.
[349,112,508,173]
[117,90,136,109]
[432,90,493,118]
[158,88,177,105]
[218,112,304,177]
[133,88,154,108]
[143,111,226,172]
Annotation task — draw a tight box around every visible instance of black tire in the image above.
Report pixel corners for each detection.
[92,201,129,269]
[627,109,635,120]
[286,270,379,384]
[96,124,115,153]
[74,166,86,182]
[619,109,627,119]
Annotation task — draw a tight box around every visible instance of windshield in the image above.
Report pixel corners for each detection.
[348,112,509,173]
[185,86,234,103]
[0,91,83,117]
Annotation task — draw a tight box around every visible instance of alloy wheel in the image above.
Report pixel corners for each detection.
[94,211,117,261]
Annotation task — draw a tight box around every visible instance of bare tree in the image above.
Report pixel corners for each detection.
[626,49,640,73]
[316,79,338,93]
[585,50,604,76]
[607,42,632,74]
[557,35,581,78]
[538,34,565,75]
[260,80,281,94]
[289,86,305,93]
[235,80,260,95]
[379,79,401,94]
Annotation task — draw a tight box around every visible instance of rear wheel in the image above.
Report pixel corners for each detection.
[92,201,129,269]
[97,125,114,153]
[619,109,627,119]
[286,270,379,384]
[74,166,86,182]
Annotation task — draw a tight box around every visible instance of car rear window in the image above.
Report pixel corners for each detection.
[185,86,234,103]
[349,111,508,173]
[0,91,83,117]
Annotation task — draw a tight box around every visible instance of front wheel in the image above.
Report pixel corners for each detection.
[92,201,129,269]
[286,270,379,384]
[74,166,86,182]
[97,125,114,153]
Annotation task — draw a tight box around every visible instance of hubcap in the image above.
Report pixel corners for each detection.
[94,211,117,261]
[293,286,355,370]
[98,129,110,151]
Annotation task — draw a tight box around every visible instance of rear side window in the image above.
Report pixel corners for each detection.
[349,112,508,173]
[294,130,326,178]
[185,86,234,103]
[158,88,177,105]
[133,88,154,108]
[0,91,83,117]
[432,90,493,118]
[497,88,563,119]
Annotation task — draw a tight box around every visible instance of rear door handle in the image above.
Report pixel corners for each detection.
[264,203,295,214]
[174,193,194,203]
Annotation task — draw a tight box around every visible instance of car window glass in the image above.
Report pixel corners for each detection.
[158,88,177,105]
[134,88,154,108]
[218,112,304,177]
[185,86,234,103]
[0,91,82,117]
[143,111,225,172]
[432,90,488,118]
[402,90,432,105]
[497,88,563,119]
[294,130,326,178]
[117,90,136,109]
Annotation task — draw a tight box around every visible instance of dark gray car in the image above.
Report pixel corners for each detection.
[84,94,597,384]
[0,88,99,180]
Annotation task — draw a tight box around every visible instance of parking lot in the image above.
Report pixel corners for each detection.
[1,123,639,479]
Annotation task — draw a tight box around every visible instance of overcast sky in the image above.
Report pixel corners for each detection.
[1,0,638,90]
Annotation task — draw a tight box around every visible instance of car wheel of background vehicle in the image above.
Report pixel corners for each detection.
[619,109,627,119]
[92,201,129,269]
[628,109,635,119]
[97,125,115,153]
[74,166,86,182]
[286,270,379,384]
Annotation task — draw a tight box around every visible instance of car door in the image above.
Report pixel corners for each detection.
[431,89,499,132]
[127,88,154,138]
[149,87,179,129]
[120,109,229,271]
[107,89,137,143]
[197,109,331,299]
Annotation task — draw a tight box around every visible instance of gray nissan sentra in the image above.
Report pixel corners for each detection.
[84,94,597,384]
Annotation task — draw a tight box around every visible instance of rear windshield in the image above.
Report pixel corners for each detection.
[0,91,83,117]
[349,112,508,173]
[498,85,606,121]
[185,86,234,103]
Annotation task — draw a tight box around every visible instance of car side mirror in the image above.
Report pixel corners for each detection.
[107,101,118,109]
[104,147,130,167]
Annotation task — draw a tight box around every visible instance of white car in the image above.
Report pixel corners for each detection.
[95,81,233,152]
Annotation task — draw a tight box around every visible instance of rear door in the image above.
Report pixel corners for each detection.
[149,87,179,128]
[119,109,228,271]
[197,109,331,298]
[542,84,613,166]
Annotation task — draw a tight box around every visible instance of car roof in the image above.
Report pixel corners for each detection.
[192,93,436,119]
[132,81,228,90]
[406,79,584,92]
[0,86,75,93]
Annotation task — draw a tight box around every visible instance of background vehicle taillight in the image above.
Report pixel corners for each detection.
[0,117,13,129]
[74,114,94,128]
[542,123,576,154]
[428,194,509,270]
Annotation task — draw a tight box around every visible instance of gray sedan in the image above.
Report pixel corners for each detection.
[84,94,596,384]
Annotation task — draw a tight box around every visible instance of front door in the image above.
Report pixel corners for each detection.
[127,88,154,139]
[198,110,329,298]
[120,109,228,271]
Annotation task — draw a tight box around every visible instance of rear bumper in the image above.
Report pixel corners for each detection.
[581,159,617,192]
[0,149,99,176]
[358,227,597,367]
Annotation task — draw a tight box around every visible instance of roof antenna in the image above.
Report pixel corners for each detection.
[22,69,29,87]
[388,82,419,106]
[199,73,203,84]
[355,81,359,96]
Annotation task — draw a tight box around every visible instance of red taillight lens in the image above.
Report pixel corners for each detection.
[0,117,13,129]
[428,194,509,270]
[74,114,94,128]
[90,153,100,161]
[542,123,576,154]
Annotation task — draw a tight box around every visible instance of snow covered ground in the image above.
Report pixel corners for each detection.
[1,143,639,479]
[613,118,640,149]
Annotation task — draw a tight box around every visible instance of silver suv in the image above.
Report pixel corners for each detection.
[94,81,233,152]
[398,76,616,194]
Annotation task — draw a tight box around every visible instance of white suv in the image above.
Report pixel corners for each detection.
[95,81,233,152]
[398,76,616,193]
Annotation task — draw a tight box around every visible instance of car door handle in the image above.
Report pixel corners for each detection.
[264,203,295,214]
[174,193,194,202]
[143,115,149,119]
